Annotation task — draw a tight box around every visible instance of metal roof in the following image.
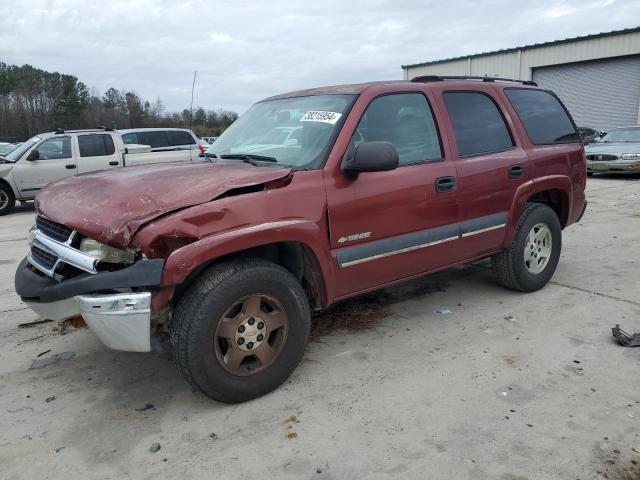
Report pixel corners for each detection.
[402,26,640,69]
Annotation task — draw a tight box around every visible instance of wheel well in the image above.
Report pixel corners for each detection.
[0,178,15,198]
[527,189,569,227]
[171,242,327,311]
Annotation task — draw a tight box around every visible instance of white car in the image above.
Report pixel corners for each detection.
[0,128,197,215]
[120,128,207,158]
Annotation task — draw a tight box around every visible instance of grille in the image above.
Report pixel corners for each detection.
[31,245,58,270]
[586,154,618,161]
[36,215,73,242]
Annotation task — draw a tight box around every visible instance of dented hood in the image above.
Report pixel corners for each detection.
[36,162,291,247]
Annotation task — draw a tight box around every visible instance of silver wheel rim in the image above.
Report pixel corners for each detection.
[524,223,552,274]
[0,190,8,210]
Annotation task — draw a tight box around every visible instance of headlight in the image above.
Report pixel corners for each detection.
[79,238,135,264]
[621,153,640,160]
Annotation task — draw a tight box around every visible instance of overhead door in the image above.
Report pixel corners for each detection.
[532,55,640,132]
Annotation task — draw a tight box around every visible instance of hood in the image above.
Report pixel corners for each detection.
[585,142,640,155]
[36,162,291,247]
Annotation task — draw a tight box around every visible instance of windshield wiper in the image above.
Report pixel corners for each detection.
[220,153,278,166]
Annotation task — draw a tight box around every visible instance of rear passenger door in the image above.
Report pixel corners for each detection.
[76,133,121,174]
[439,88,530,261]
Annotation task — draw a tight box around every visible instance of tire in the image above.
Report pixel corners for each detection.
[491,202,561,292]
[0,183,15,216]
[170,258,311,403]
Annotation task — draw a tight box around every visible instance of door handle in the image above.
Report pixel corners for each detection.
[109,161,119,166]
[65,164,76,170]
[435,176,456,193]
[509,164,524,179]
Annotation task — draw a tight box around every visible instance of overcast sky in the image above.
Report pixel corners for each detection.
[0,0,638,114]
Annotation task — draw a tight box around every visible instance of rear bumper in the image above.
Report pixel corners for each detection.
[587,161,640,173]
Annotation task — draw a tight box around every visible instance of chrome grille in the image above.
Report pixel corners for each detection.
[30,245,57,270]
[586,154,618,161]
[36,215,73,242]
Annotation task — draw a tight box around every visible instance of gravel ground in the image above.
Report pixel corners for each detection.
[0,176,639,480]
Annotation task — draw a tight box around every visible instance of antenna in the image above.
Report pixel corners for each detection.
[189,70,197,133]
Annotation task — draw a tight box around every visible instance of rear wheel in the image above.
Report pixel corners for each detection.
[0,183,15,216]
[492,203,561,292]
[170,258,310,403]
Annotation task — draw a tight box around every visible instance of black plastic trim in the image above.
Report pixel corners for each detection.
[15,258,164,303]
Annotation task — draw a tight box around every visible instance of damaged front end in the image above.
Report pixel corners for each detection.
[15,215,163,352]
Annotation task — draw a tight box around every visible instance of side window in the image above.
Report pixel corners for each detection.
[504,89,578,145]
[78,134,115,157]
[35,137,71,160]
[443,92,514,157]
[167,130,196,146]
[138,131,170,148]
[352,93,442,166]
[121,133,138,144]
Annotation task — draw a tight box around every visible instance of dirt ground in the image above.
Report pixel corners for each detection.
[1,176,639,480]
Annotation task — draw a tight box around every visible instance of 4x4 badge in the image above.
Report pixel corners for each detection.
[338,232,371,243]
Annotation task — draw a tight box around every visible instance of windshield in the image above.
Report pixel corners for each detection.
[600,128,640,143]
[208,94,355,169]
[4,136,41,162]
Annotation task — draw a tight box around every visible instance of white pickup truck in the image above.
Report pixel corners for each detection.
[0,128,201,215]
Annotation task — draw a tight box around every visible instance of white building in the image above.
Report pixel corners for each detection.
[402,27,640,131]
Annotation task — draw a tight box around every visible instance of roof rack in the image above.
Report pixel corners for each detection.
[411,75,538,86]
[53,126,114,135]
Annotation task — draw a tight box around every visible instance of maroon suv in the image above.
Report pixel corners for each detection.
[15,76,587,403]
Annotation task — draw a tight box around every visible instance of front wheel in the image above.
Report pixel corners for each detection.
[492,202,562,292]
[170,258,310,403]
[0,183,15,216]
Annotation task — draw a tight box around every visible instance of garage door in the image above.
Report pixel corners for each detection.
[532,55,640,132]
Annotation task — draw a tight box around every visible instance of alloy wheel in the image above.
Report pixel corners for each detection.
[214,293,288,376]
[524,223,552,274]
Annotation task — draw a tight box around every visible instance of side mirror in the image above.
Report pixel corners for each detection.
[341,141,399,175]
[27,150,39,161]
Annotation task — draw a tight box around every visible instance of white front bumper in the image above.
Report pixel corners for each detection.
[23,292,152,352]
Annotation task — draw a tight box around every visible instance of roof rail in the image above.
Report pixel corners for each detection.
[54,126,114,135]
[411,75,538,86]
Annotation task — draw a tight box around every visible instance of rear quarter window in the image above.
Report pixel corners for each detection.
[504,89,579,145]
[167,130,196,146]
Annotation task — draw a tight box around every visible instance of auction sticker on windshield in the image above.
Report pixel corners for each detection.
[300,111,342,125]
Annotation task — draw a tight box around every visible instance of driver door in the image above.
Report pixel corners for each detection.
[12,136,77,197]
[325,92,459,298]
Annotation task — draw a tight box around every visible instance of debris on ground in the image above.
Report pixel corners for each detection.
[149,442,161,453]
[181,416,188,421]
[434,309,452,315]
[30,351,75,370]
[54,316,87,335]
[209,433,217,440]
[612,324,640,347]
[135,403,156,412]
[54,447,64,453]
[504,314,516,321]
[18,318,53,328]
[36,349,51,357]
[287,432,298,440]
[45,396,56,403]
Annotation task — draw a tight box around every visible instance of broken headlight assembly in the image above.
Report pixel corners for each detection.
[79,238,136,264]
